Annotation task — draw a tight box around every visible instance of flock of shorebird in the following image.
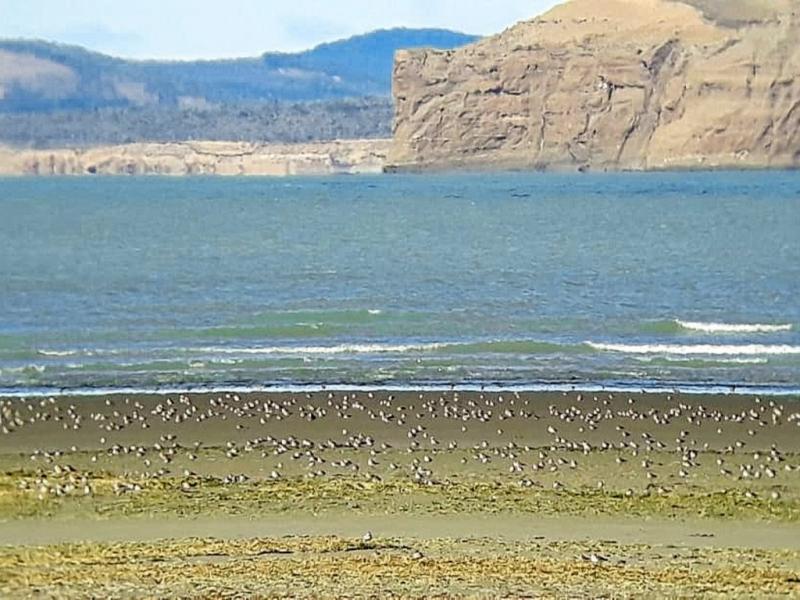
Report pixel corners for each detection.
[0,391,798,502]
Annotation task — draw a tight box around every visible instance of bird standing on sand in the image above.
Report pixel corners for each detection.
[582,552,609,565]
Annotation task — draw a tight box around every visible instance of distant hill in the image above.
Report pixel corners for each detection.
[0,29,479,113]
[262,29,478,94]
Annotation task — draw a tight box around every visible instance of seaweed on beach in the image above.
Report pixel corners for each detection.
[1,536,797,598]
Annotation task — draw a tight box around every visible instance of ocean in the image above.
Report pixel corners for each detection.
[0,171,798,395]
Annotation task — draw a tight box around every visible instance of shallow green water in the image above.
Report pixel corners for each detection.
[0,172,798,393]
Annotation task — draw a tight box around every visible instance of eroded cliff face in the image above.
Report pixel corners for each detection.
[388,0,800,171]
[0,140,390,176]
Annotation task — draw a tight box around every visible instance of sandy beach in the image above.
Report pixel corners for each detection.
[1,389,798,597]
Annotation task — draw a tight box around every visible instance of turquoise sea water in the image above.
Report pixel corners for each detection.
[0,172,798,395]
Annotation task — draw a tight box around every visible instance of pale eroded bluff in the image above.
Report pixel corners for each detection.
[387,0,800,171]
[0,140,390,176]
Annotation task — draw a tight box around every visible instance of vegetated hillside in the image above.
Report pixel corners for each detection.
[262,29,478,95]
[0,98,393,149]
[0,28,475,147]
[0,29,478,112]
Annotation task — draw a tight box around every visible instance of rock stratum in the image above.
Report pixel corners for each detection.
[0,139,390,176]
[388,0,800,171]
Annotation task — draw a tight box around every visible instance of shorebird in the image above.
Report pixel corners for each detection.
[582,553,609,565]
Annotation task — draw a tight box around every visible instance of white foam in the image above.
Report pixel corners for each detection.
[3,382,800,398]
[367,309,383,315]
[675,320,793,334]
[633,356,769,365]
[37,350,79,357]
[196,343,446,356]
[588,342,800,356]
[3,364,47,374]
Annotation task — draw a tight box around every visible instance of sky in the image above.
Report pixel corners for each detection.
[0,0,561,59]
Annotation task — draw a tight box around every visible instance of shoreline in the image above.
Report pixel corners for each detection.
[3,381,800,399]
[2,141,800,177]
[383,159,800,174]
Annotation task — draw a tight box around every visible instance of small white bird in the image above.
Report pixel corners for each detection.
[582,553,609,565]
[362,531,373,542]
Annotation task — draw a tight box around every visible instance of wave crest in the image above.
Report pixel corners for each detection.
[587,342,800,356]
[675,320,793,334]
[195,343,446,356]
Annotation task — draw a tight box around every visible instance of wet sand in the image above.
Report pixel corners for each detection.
[1,390,799,597]
[3,512,800,551]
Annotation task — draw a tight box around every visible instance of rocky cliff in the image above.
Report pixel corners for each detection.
[0,139,390,176]
[388,0,800,171]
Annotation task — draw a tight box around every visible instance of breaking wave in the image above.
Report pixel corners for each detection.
[587,342,800,356]
[195,343,448,356]
[675,320,793,334]
[37,349,79,357]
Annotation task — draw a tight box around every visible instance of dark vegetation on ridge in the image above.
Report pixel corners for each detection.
[0,28,477,147]
[0,98,394,148]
